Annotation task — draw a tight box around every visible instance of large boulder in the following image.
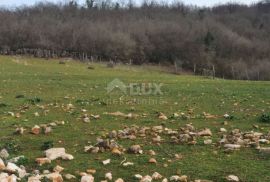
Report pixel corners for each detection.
[0,158,5,170]
[44,148,73,161]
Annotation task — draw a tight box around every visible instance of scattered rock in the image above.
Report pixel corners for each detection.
[226,175,239,182]
[220,128,227,132]
[28,175,42,182]
[224,144,241,150]
[0,149,9,159]
[111,148,122,155]
[158,113,168,120]
[15,127,25,135]
[122,162,134,167]
[43,126,52,134]
[53,165,64,173]
[204,139,212,145]
[36,158,51,166]
[45,148,73,160]
[197,128,212,136]
[169,175,187,182]
[134,174,143,179]
[86,169,96,174]
[115,178,124,182]
[64,174,76,180]
[46,172,64,182]
[141,175,152,182]
[31,125,40,135]
[128,145,142,154]
[105,172,113,181]
[0,158,5,170]
[102,159,111,165]
[259,147,270,154]
[0,173,17,182]
[152,172,162,180]
[148,158,157,164]
[148,150,156,156]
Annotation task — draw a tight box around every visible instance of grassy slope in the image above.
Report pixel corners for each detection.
[0,56,270,182]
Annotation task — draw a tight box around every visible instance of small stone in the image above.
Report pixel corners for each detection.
[43,170,50,174]
[226,175,239,182]
[224,114,230,119]
[28,175,42,182]
[36,158,51,166]
[169,175,180,181]
[204,139,212,145]
[105,172,112,181]
[61,154,74,160]
[115,178,124,182]
[6,162,22,173]
[111,148,122,155]
[220,128,227,132]
[0,158,5,170]
[174,154,183,159]
[122,162,134,167]
[128,145,142,154]
[83,117,90,123]
[103,159,111,165]
[152,172,162,180]
[148,150,156,156]
[134,174,143,179]
[141,175,152,182]
[31,125,40,135]
[0,149,9,159]
[158,113,168,120]
[86,169,96,174]
[46,172,63,182]
[149,158,157,164]
[53,165,64,173]
[15,127,25,135]
[81,175,94,182]
[64,174,76,180]
[44,126,52,134]
[198,128,212,136]
[224,144,241,150]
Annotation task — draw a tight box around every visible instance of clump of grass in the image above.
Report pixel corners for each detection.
[1,140,21,154]
[0,103,7,107]
[15,94,25,99]
[26,97,42,105]
[260,113,270,123]
[41,141,54,150]
[17,157,29,166]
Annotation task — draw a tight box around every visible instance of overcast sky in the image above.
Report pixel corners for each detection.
[0,0,261,8]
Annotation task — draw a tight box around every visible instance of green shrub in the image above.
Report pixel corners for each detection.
[2,141,21,154]
[17,157,29,166]
[41,141,54,150]
[260,113,270,123]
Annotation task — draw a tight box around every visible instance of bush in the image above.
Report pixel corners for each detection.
[2,141,21,154]
[41,141,54,150]
[260,113,270,123]
[17,157,29,166]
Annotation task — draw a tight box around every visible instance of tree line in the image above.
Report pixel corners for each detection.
[0,0,270,80]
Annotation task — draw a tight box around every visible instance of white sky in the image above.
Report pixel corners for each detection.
[0,0,261,8]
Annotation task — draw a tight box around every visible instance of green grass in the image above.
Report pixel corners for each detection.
[0,55,270,181]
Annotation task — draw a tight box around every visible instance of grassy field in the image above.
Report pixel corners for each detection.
[0,55,270,182]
